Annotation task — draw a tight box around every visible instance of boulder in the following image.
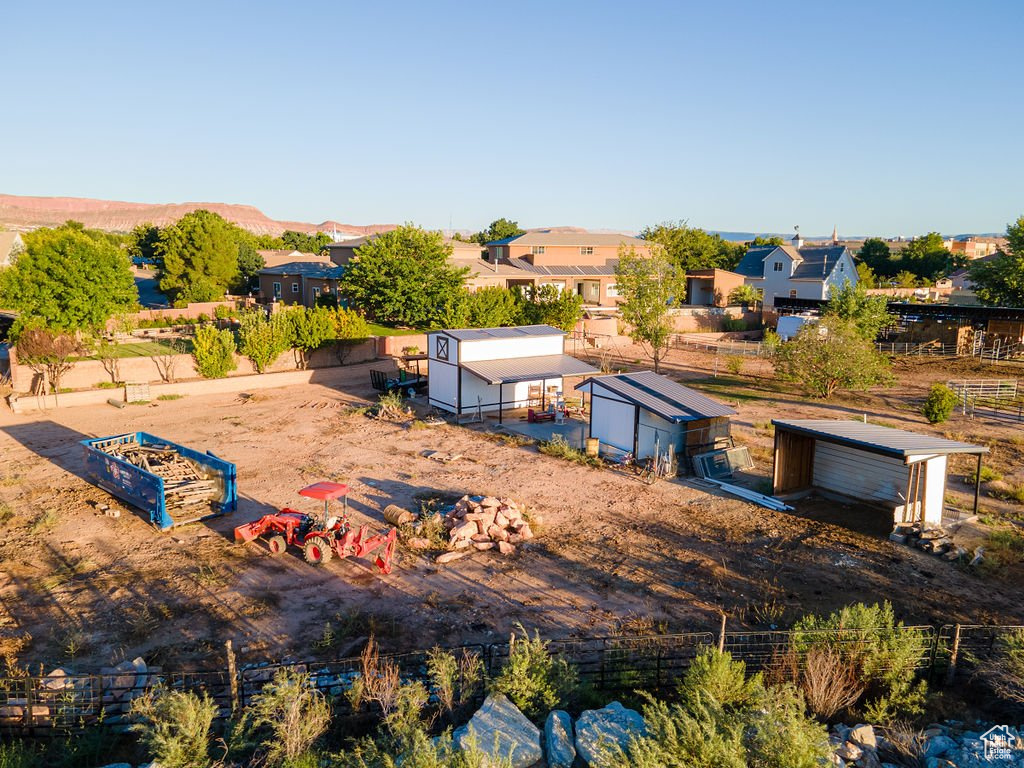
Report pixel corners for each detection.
[498,541,516,556]
[450,521,478,541]
[836,741,863,761]
[488,525,510,542]
[406,537,432,550]
[545,710,576,768]
[849,724,877,750]
[494,512,510,528]
[575,701,646,766]
[923,735,958,758]
[480,496,501,508]
[436,551,470,565]
[517,523,534,540]
[453,693,541,768]
[472,541,496,551]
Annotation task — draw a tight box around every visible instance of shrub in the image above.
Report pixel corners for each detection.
[922,384,958,424]
[789,601,927,722]
[237,309,289,373]
[761,328,782,357]
[678,647,762,712]
[970,628,1024,708]
[235,667,330,768]
[537,435,600,467]
[743,683,832,768]
[191,325,237,378]
[772,646,864,720]
[979,465,1002,483]
[721,316,750,332]
[724,355,744,375]
[490,625,577,720]
[427,646,484,715]
[129,687,217,768]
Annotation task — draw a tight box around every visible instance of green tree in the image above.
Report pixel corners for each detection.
[822,280,892,340]
[775,318,891,398]
[614,244,685,373]
[126,223,162,265]
[157,210,241,303]
[465,286,520,328]
[332,307,372,364]
[14,325,83,399]
[894,270,919,288]
[338,225,468,327]
[969,215,1024,306]
[0,224,138,333]
[237,310,290,373]
[234,241,266,294]
[901,232,953,282]
[516,284,584,332]
[475,218,525,245]
[285,306,335,368]
[727,284,761,307]
[642,221,744,272]
[191,325,237,379]
[857,238,894,278]
[282,230,333,254]
[750,235,785,247]
[856,261,877,288]
[922,383,958,424]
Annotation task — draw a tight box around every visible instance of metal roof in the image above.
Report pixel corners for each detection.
[440,325,565,341]
[734,245,851,281]
[576,371,736,422]
[772,419,988,458]
[461,354,598,385]
[259,261,345,279]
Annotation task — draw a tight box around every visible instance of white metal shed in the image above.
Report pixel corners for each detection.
[576,372,736,461]
[427,325,597,421]
[771,419,987,528]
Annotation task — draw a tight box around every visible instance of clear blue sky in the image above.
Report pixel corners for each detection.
[2,0,1021,237]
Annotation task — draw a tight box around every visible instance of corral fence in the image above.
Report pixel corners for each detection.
[671,335,766,358]
[947,378,1024,423]
[2,623,1021,734]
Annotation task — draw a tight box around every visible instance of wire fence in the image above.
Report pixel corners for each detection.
[3,622,1021,734]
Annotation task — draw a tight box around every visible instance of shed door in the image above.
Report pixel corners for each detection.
[812,442,907,505]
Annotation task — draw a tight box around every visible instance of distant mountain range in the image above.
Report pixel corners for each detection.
[0,194,394,238]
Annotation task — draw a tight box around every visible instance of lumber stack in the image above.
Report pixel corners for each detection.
[98,438,218,512]
[442,495,534,558]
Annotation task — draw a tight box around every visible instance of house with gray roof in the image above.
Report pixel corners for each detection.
[258,261,345,307]
[735,233,857,309]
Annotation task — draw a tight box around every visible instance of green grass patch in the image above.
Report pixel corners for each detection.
[366,323,425,337]
[537,435,601,467]
[980,529,1024,576]
[686,376,788,403]
[79,340,192,360]
[95,381,122,389]
[979,465,1003,483]
[156,394,185,401]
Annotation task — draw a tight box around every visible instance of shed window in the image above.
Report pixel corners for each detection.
[291,282,299,293]
[436,337,449,361]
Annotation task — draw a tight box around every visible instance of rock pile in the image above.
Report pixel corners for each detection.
[442,495,535,559]
[830,721,1024,768]
[889,524,969,560]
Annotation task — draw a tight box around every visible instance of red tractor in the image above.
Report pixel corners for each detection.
[233,481,397,574]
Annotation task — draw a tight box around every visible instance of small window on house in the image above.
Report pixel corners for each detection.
[839,262,844,272]
[606,284,619,297]
[531,246,545,255]
[789,289,798,298]
[773,262,784,272]
[580,246,594,256]
[272,282,282,299]
[291,282,299,293]
[312,286,321,300]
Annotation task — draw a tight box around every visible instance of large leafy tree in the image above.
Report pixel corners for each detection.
[822,280,892,340]
[614,244,686,372]
[516,284,584,332]
[234,241,266,294]
[857,238,894,278]
[281,230,332,255]
[126,223,161,265]
[338,225,468,327]
[900,232,957,282]
[474,218,525,245]
[969,215,1024,307]
[642,221,744,273]
[157,210,241,303]
[284,306,335,368]
[775,318,891,398]
[0,224,138,333]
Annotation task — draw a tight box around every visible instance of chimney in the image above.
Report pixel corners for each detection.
[792,226,803,249]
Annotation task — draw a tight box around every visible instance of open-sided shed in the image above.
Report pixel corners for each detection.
[576,371,735,461]
[771,419,987,528]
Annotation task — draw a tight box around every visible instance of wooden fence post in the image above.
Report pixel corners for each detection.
[718,613,727,653]
[944,624,962,686]
[226,639,239,714]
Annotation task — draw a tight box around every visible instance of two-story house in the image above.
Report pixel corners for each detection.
[485,232,651,306]
[734,233,857,309]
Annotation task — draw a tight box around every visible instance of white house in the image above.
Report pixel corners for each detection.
[771,420,987,528]
[0,232,25,268]
[576,371,735,462]
[735,233,857,309]
[427,325,597,421]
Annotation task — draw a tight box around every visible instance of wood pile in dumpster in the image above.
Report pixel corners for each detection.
[95,437,219,513]
[435,495,535,564]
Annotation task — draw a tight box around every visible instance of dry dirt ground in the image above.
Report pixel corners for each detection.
[0,351,1022,673]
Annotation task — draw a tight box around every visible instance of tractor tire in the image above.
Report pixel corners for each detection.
[303,536,332,566]
[266,535,287,556]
